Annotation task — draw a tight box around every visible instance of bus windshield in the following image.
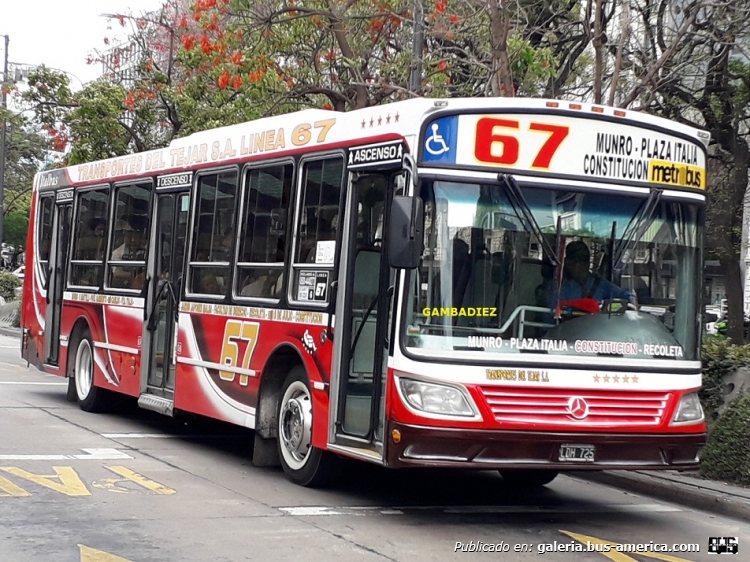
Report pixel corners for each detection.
[404,180,702,363]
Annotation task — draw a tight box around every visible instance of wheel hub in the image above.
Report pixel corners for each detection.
[280,394,311,462]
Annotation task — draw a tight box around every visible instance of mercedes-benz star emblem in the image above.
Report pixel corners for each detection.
[567,396,590,420]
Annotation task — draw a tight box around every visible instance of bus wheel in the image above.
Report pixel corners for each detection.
[499,469,559,487]
[73,329,111,413]
[277,366,339,487]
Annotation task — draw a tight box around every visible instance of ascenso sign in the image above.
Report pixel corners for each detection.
[420,113,706,189]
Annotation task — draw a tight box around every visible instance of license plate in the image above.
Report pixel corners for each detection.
[559,444,595,462]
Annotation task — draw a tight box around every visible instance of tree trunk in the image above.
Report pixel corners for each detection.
[720,257,745,343]
[488,0,515,97]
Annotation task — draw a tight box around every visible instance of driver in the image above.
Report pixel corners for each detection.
[547,240,636,311]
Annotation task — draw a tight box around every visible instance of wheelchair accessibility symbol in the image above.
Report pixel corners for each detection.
[425,123,450,156]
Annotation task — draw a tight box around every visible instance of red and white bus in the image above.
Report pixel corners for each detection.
[21,98,708,487]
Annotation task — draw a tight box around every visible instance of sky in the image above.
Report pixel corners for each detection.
[2,0,164,88]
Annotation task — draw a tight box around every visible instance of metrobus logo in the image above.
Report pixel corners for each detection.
[648,159,704,189]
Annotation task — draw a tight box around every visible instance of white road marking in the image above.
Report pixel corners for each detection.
[0,448,132,461]
[101,433,228,439]
[0,381,66,385]
[279,503,681,517]
[102,433,177,439]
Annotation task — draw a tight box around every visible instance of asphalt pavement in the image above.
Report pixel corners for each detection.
[2,303,747,524]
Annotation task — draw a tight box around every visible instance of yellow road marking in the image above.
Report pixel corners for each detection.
[79,544,132,562]
[560,530,696,562]
[1,466,90,496]
[103,466,176,495]
[0,474,31,497]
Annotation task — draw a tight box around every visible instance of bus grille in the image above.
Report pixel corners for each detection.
[478,387,670,427]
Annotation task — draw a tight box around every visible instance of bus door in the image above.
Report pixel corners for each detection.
[141,186,190,401]
[44,192,73,366]
[329,151,403,457]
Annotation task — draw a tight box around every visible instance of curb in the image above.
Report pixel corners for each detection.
[0,325,20,338]
[570,471,750,522]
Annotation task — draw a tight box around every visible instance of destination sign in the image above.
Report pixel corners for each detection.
[55,189,74,203]
[420,113,707,190]
[157,171,193,189]
[348,140,406,170]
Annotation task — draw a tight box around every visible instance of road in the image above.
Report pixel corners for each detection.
[0,334,746,562]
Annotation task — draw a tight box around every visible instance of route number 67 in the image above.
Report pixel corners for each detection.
[219,320,259,386]
[474,118,570,169]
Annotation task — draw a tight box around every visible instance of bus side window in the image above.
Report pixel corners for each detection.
[188,169,238,296]
[236,163,293,300]
[37,196,54,283]
[107,182,152,291]
[69,187,110,288]
[290,157,343,305]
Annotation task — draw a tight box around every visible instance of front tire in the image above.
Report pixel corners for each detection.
[499,469,559,487]
[277,366,339,487]
[73,329,111,413]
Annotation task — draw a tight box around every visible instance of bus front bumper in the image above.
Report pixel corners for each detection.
[385,422,704,471]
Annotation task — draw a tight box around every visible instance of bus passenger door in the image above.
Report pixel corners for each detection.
[44,199,73,366]
[141,190,190,403]
[330,171,397,457]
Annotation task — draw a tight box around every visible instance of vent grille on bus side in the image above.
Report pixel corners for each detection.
[478,387,670,427]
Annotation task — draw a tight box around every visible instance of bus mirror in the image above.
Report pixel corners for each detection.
[388,195,423,269]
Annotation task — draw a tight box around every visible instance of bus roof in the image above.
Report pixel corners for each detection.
[35,98,709,190]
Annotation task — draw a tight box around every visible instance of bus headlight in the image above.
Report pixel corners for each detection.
[398,377,477,417]
[672,392,704,424]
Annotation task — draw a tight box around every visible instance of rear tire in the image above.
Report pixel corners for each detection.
[277,366,340,487]
[499,469,559,487]
[73,329,111,413]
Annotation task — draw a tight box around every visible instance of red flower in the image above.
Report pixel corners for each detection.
[231,75,243,89]
[218,70,230,89]
[181,35,196,50]
[200,35,213,55]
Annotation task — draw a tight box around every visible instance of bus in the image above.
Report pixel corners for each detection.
[21,98,708,487]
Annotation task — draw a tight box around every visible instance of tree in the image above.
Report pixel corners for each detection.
[0,110,50,246]
[599,0,750,342]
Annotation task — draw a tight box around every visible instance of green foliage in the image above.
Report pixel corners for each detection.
[700,337,750,423]
[65,81,135,164]
[0,109,49,245]
[3,210,30,249]
[0,272,21,301]
[700,391,750,485]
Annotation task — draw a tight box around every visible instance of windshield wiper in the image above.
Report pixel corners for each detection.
[613,188,662,270]
[497,173,560,266]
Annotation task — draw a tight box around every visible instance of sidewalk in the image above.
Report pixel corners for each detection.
[571,469,750,521]
[0,300,21,338]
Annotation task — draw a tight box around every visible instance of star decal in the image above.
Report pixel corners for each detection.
[369,117,374,127]
[377,116,382,125]
[613,375,620,383]
[361,119,366,129]
[386,114,391,124]
[593,374,600,383]
[603,375,610,383]
[622,375,629,383]
[631,375,639,383]
[395,112,400,122]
